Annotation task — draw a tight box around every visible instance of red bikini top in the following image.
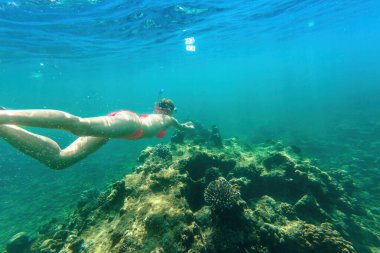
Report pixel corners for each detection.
[108,110,166,140]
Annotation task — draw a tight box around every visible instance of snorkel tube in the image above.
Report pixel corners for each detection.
[154,88,165,114]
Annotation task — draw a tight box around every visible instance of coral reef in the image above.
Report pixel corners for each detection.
[204,177,240,212]
[15,126,380,253]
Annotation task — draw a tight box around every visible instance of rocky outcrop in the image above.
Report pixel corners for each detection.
[22,126,379,253]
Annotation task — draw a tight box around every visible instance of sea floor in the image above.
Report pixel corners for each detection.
[0,123,380,253]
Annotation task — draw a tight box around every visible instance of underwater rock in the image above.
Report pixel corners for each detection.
[52,230,70,241]
[150,247,165,253]
[278,202,297,220]
[36,231,87,253]
[97,190,109,206]
[68,238,84,253]
[194,206,212,227]
[207,205,259,252]
[110,231,123,246]
[259,222,284,247]
[210,125,223,148]
[37,218,59,236]
[184,178,207,212]
[180,121,226,148]
[281,222,357,253]
[171,130,185,144]
[6,232,31,253]
[187,121,211,142]
[149,170,179,192]
[118,236,141,253]
[330,169,356,195]
[294,194,328,221]
[27,141,379,253]
[38,238,65,253]
[180,151,236,181]
[103,180,126,208]
[254,195,288,224]
[137,146,153,162]
[137,144,173,163]
[204,166,222,182]
[262,152,295,172]
[77,188,99,208]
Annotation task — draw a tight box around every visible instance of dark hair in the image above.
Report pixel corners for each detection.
[155,98,175,115]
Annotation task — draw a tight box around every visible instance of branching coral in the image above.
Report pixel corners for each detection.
[204,177,240,212]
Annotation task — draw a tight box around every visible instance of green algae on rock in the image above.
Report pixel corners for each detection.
[24,129,379,253]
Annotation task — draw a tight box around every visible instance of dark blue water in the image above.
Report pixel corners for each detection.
[1,0,380,250]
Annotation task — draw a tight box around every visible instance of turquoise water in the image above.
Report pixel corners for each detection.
[1,0,380,251]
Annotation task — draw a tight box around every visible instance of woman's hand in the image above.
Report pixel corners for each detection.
[181,121,194,130]
[167,117,194,130]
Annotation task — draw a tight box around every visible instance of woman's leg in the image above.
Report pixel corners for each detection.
[0,109,80,128]
[0,109,140,137]
[0,125,109,170]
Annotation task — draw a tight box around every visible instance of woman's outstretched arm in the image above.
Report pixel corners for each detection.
[165,116,194,130]
[0,109,141,138]
[0,125,109,170]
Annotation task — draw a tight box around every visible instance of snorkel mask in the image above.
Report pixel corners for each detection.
[155,98,176,116]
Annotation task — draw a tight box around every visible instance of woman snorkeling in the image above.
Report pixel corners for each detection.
[0,98,193,170]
